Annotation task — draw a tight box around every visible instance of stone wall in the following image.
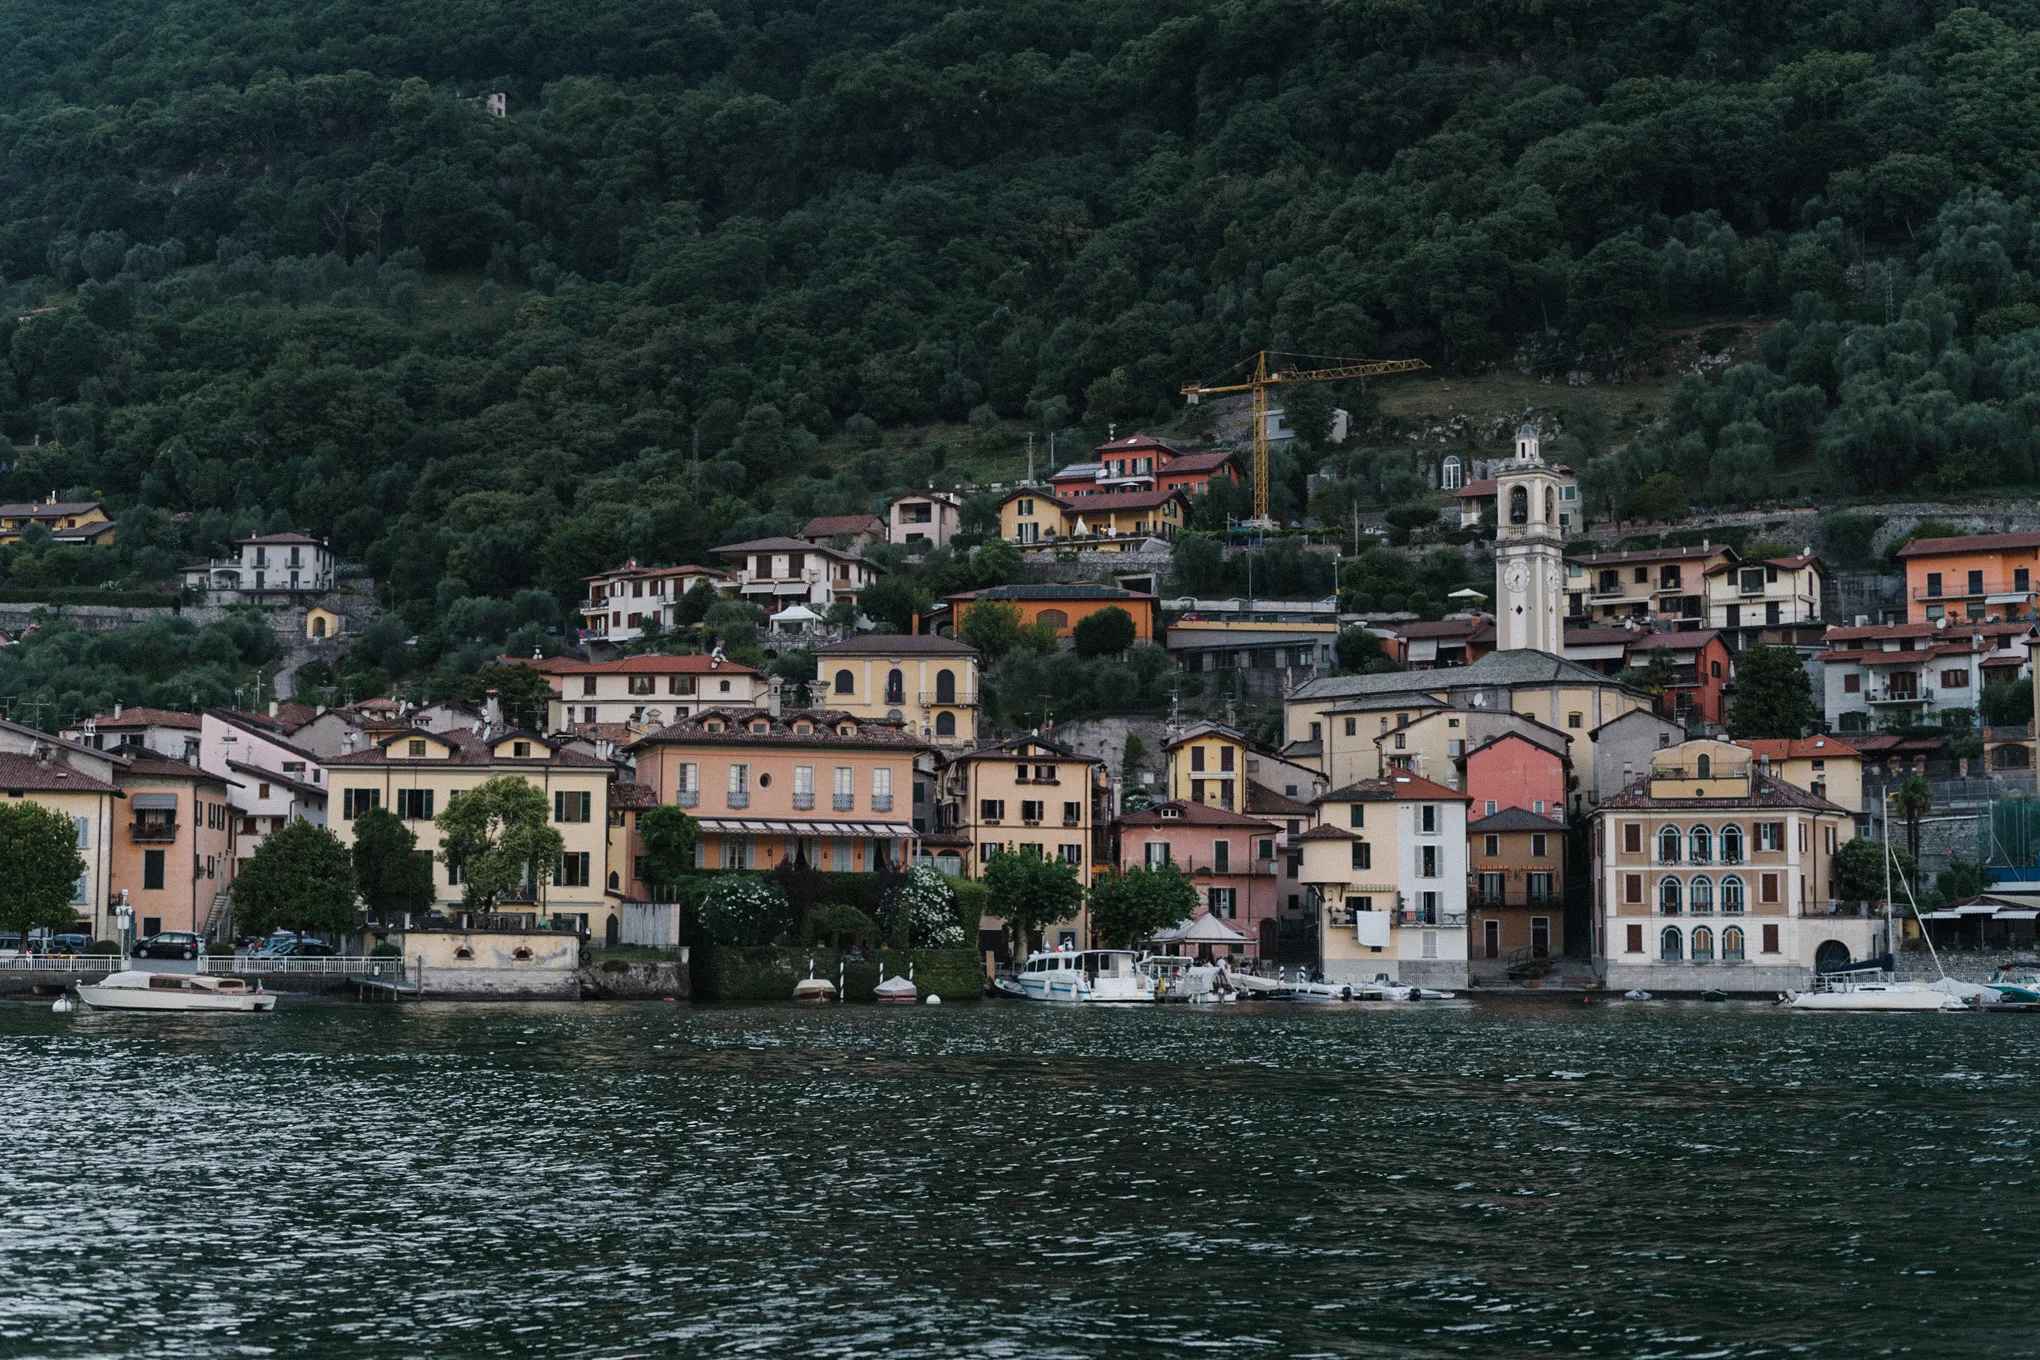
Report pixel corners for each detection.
[1054,716,1165,792]
[0,602,199,633]
[1827,570,1906,625]
[580,956,691,1000]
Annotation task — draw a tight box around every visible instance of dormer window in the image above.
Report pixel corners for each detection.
[705,719,724,733]
[838,723,856,736]
[513,741,531,758]
[794,721,813,736]
[407,739,426,757]
[1160,806,1181,819]
[750,719,770,735]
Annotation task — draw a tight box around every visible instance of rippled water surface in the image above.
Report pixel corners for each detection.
[3,997,2038,1358]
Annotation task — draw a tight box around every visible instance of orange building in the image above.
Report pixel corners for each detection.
[1896,530,2040,623]
[942,585,1160,644]
[112,755,237,938]
[625,708,928,875]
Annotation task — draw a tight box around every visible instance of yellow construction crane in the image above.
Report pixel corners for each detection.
[1181,351,1431,528]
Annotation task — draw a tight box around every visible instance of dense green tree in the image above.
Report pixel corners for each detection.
[464,662,556,732]
[959,599,1025,659]
[234,820,359,938]
[351,806,436,923]
[983,849,1084,956]
[1727,645,1817,739]
[1981,677,2033,729]
[636,804,698,897]
[1832,836,1914,903]
[435,774,565,908]
[1072,606,1136,657]
[1088,865,1198,949]
[0,800,86,941]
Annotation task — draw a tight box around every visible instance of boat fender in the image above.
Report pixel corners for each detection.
[925,994,941,1005]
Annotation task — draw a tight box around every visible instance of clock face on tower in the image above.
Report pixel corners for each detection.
[1503,562,1528,595]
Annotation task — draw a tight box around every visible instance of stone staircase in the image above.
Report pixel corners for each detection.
[202,890,232,943]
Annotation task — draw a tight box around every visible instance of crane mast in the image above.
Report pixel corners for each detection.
[1182,351,1431,529]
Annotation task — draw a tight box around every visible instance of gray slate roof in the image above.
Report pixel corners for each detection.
[1290,649,1639,702]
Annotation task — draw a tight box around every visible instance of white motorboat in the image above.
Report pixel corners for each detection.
[74,970,276,1013]
[1225,972,1294,999]
[1289,979,1354,1003]
[998,949,1155,1003]
[1140,955,1236,1003]
[1783,967,1958,1012]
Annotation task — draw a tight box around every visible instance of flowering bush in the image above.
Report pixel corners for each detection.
[694,876,790,947]
[888,866,965,947]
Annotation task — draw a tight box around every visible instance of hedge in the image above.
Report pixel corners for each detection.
[0,588,178,607]
[692,945,982,1002]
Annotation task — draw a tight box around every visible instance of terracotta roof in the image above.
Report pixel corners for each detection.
[1704,554,1824,574]
[80,707,201,730]
[1598,772,1849,814]
[713,536,867,562]
[813,634,978,656]
[1452,477,1498,499]
[1296,823,1359,840]
[1065,488,1189,513]
[238,532,324,546]
[226,759,328,800]
[1736,737,1860,760]
[1398,619,1485,639]
[1164,719,1252,749]
[1155,450,1240,474]
[119,755,229,785]
[1895,530,2040,558]
[610,782,661,810]
[1114,799,1278,830]
[955,733,1094,762]
[1468,807,1566,833]
[1318,774,1472,804]
[626,708,931,754]
[1626,630,1723,653]
[801,514,885,539]
[0,500,104,517]
[950,584,1157,603]
[568,722,637,742]
[584,561,730,582]
[1245,784,1315,818]
[1568,544,1736,566]
[0,752,120,794]
[525,654,760,676]
[326,729,612,768]
[1094,433,1189,455]
[1566,627,1643,646]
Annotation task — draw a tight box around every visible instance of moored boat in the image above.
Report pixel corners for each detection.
[74,971,275,1013]
[1001,948,1155,1003]
[1783,966,1957,1012]
[1986,968,2040,1004]
[873,974,918,1003]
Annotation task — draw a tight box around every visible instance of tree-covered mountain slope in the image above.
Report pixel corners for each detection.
[0,0,2037,704]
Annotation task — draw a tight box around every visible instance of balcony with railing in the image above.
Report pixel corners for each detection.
[727,790,750,809]
[1396,906,1470,928]
[793,792,814,810]
[1867,685,1933,705]
[873,794,893,812]
[676,789,698,807]
[918,692,972,707]
[833,793,855,811]
[129,818,178,843]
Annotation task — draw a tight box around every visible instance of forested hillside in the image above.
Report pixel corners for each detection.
[1,0,2040,708]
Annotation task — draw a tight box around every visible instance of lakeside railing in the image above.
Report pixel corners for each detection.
[0,954,405,977]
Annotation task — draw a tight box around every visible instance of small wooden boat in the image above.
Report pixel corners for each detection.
[791,977,837,1002]
[75,971,276,1013]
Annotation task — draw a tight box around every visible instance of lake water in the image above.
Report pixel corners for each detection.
[2,997,2036,1358]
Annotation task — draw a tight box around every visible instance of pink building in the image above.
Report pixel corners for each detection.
[1460,731,1568,823]
[1110,800,1281,958]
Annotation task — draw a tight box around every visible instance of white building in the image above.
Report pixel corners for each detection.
[712,536,881,616]
[887,490,964,549]
[1301,773,1470,989]
[1817,619,2032,734]
[537,654,765,732]
[580,560,735,645]
[199,710,329,869]
[1493,420,1566,654]
[180,534,335,604]
[1703,551,1828,648]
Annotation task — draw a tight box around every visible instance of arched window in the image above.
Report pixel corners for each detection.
[833,669,855,694]
[1690,875,1714,913]
[1657,826,1682,863]
[1689,825,1712,863]
[1442,456,1463,490]
[1544,487,1556,523]
[1660,926,1683,961]
[1720,824,1744,864]
[1038,608,1069,630]
[1509,486,1529,525]
[935,711,956,737]
[1659,877,1682,914]
[1720,875,1745,914]
[1696,753,1711,779]
[1691,926,1715,962]
[1722,926,1746,961]
[885,668,905,705]
[935,669,956,704]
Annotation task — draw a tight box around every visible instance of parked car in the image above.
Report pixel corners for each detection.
[132,931,206,960]
[247,936,339,958]
[45,933,89,956]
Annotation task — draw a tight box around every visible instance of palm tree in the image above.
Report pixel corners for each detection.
[1893,775,1933,865]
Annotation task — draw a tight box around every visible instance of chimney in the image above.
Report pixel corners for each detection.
[268,700,278,718]
[482,689,504,728]
[113,701,122,719]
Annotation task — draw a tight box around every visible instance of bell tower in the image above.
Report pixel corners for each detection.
[1494,416,1565,654]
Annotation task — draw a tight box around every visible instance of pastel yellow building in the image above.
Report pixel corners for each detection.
[943,735,1107,952]
[0,720,124,938]
[1735,736,1865,819]
[0,497,115,545]
[1165,721,1254,810]
[324,727,616,938]
[812,634,981,747]
[997,487,1188,549]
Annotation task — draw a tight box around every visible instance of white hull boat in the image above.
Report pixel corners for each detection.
[75,970,275,1013]
[873,975,918,1004]
[1002,949,1154,1003]
[1784,975,1958,1012]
